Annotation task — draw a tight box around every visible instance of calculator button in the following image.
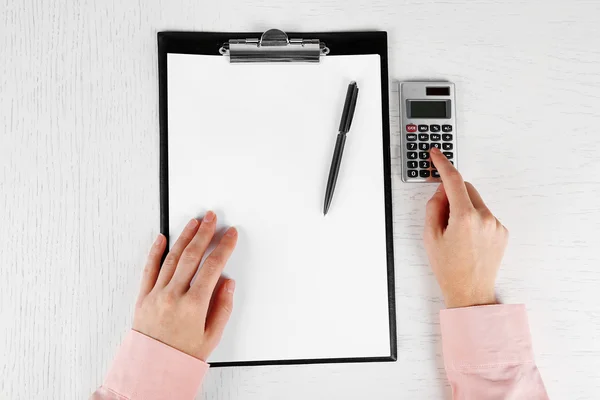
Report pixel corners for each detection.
[407,142,417,150]
[430,142,441,150]
[430,125,441,132]
[419,161,430,169]
[406,134,417,141]
[430,134,441,141]
[419,142,429,151]
[442,143,453,150]
[442,134,453,141]
[443,152,454,159]
[442,125,453,132]
[418,125,429,132]
[418,133,429,141]
[420,170,431,178]
[407,170,418,178]
[406,124,417,133]
[407,161,418,169]
[419,152,429,160]
[407,152,418,160]
[432,170,440,178]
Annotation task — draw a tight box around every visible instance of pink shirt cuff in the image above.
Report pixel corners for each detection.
[440,304,533,369]
[103,330,209,399]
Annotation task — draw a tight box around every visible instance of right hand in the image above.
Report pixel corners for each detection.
[424,148,509,309]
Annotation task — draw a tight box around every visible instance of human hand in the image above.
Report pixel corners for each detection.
[424,148,508,308]
[133,211,238,361]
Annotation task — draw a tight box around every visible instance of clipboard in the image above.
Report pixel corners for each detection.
[158,29,397,367]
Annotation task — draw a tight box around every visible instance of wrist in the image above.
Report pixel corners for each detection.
[444,291,497,309]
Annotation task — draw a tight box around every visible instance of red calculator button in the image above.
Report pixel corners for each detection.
[406,124,417,133]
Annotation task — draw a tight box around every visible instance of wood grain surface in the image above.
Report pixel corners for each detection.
[1,0,599,398]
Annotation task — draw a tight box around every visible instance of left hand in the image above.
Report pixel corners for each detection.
[133,211,238,361]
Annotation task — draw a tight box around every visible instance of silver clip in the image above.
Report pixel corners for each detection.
[219,29,329,63]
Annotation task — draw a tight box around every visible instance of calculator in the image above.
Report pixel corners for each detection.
[399,82,457,182]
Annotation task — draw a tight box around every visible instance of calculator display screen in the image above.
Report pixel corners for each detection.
[408,100,450,119]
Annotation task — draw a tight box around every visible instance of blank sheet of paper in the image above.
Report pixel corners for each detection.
[167,53,392,363]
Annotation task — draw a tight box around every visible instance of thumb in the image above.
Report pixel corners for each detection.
[204,279,236,350]
[425,184,449,237]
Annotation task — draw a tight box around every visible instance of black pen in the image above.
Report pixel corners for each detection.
[323,81,359,215]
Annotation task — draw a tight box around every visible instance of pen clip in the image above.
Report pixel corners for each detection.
[339,82,359,133]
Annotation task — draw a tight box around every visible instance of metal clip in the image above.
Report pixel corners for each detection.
[219,29,329,63]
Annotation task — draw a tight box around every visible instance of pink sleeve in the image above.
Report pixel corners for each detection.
[90,330,209,400]
[440,304,549,400]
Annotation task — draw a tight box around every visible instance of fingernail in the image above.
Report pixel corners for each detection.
[153,234,165,247]
[431,147,440,155]
[225,227,237,237]
[226,280,236,293]
[203,211,215,223]
[186,219,199,229]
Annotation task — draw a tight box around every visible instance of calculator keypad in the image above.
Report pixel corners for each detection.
[404,123,454,180]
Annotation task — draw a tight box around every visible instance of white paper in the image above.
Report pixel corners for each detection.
[167,53,391,363]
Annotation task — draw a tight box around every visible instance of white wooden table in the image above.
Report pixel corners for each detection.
[2,1,600,399]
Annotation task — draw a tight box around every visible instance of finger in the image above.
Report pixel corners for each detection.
[138,234,166,300]
[204,279,236,348]
[189,227,238,303]
[155,218,200,288]
[430,148,473,212]
[464,182,491,214]
[169,211,217,292]
[425,183,450,237]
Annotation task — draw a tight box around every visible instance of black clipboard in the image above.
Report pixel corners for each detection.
[158,30,397,367]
